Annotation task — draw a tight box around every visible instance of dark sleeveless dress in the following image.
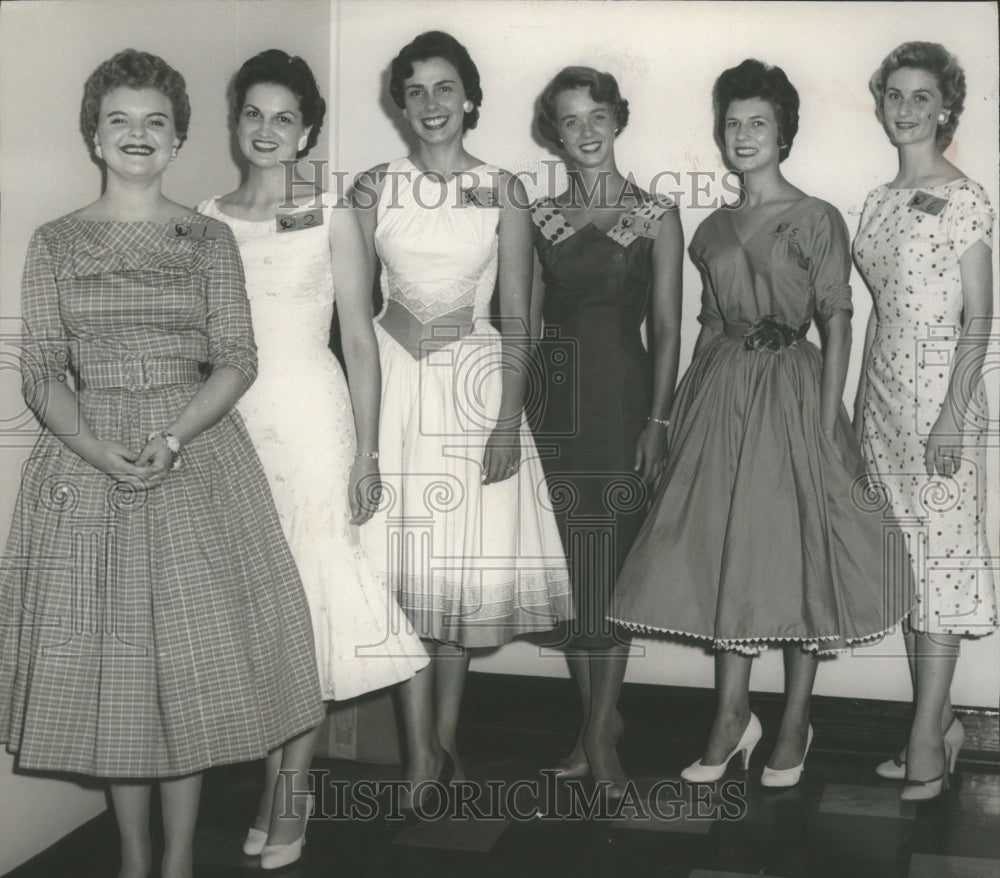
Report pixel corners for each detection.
[530,195,673,649]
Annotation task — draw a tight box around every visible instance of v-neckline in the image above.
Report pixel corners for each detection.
[727,196,811,248]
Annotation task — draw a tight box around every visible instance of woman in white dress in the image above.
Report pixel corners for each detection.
[354,31,572,800]
[199,50,427,867]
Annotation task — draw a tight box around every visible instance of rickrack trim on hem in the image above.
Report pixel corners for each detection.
[608,616,906,656]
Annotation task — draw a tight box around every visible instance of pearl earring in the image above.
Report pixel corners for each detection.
[170,147,178,159]
[938,113,948,124]
[463,100,473,113]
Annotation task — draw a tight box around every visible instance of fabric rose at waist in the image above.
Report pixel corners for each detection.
[724,316,811,352]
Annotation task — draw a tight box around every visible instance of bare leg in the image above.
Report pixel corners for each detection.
[906,631,960,781]
[267,725,323,846]
[397,645,445,796]
[561,647,592,765]
[159,773,202,878]
[250,748,283,835]
[433,642,471,780]
[895,628,954,761]
[701,651,754,765]
[768,646,819,769]
[582,644,629,782]
[110,782,153,878]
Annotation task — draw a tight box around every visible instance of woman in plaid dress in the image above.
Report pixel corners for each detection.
[0,50,324,878]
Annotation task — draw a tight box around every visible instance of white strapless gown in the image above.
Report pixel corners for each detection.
[199,198,427,699]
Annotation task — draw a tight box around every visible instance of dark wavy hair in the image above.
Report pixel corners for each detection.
[869,41,965,150]
[81,49,190,152]
[713,59,799,163]
[536,66,630,147]
[388,31,482,131]
[232,49,325,158]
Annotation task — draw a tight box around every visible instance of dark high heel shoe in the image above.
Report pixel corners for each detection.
[901,741,952,802]
[549,713,625,780]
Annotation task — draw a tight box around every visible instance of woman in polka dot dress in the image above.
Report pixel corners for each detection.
[853,41,997,801]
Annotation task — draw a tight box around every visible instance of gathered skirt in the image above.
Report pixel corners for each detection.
[361,321,573,647]
[612,334,911,654]
[0,383,324,777]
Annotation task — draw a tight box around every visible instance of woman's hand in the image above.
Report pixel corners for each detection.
[133,435,177,488]
[633,421,669,484]
[85,438,160,487]
[924,410,963,478]
[349,456,382,525]
[482,426,521,485]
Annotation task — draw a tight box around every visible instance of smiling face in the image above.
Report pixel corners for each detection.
[552,86,617,170]
[94,87,179,179]
[723,97,782,172]
[237,82,310,167]
[401,56,468,144]
[881,67,946,149]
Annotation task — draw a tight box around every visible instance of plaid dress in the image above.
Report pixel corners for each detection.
[0,216,324,778]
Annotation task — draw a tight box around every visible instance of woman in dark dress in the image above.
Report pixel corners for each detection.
[530,67,684,790]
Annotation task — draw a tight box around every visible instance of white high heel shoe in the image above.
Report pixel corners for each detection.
[875,717,964,780]
[259,792,313,870]
[261,831,306,871]
[242,827,268,856]
[681,713,762,782]
[761,724,813,788]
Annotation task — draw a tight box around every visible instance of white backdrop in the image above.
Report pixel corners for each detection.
[332,0,1000,706]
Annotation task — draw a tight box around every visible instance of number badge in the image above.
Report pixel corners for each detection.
[275,208,324,232]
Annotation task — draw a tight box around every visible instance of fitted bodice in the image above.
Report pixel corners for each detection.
[374,157,499,330]
[852,178,994,329]
[198,198,334,361]
[531,196,671,350]
[691,197,853,334]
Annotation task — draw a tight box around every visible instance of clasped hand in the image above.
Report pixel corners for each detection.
[89,436,175,489]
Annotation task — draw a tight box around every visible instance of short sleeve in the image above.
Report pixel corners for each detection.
[203,222,257,386]
[808,204,853,322]
[946,183,994,259]
[20,228,72,402]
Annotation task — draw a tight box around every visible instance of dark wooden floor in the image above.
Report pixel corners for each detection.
[7,674,1000,878]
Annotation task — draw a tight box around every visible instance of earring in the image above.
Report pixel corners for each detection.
[938,112,948,124]
[463,100,473,113]
[170,146,178,160]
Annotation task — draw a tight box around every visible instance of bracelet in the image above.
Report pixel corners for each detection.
[146,430,182,470]
[647,416,670,428]
[355,450,379,460]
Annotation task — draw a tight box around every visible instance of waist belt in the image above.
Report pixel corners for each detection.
[80,358,203,391]
[724,316,810,352]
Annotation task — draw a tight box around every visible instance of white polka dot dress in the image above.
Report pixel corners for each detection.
[853,178,998,637]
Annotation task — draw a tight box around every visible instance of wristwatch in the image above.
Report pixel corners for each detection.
[147,430,182,469]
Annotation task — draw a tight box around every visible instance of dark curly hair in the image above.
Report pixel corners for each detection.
[713,59,799,163]
[869,41,965,150]
[536,66,630,147]
[81,49,190,152]
[232,50,325,158]
[388,31,482,131]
